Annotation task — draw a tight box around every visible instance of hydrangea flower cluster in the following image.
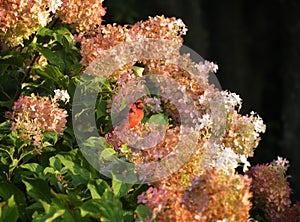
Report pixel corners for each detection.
[138,170,252,221]
[83,15,270,220]
[0,0,106,47]
[55,0,106,32]
[144,97,163,113]
[54,89,70,104]
[75,15,186,66]
[222,111,265,156]
[247,157,300,221]
[0,0,51,46]
[48,0,63,13]
[9,92,68,150]
[2,0,299,221]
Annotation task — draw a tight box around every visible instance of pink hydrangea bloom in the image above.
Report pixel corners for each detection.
[9,94,68,150]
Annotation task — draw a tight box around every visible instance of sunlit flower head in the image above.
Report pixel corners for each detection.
[250,111,266,133]
[54,89,70,104]
[9,94,68,150]
[55,0,106,32]
[76,15,185,66]
[221,90,242,111]
[0,0,51,46]
[138,170,252,221]
[213,146,239,175]
[49,0,63,13]
[247,158,293,221]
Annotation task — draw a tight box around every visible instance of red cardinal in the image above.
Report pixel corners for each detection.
[128,100,144,128]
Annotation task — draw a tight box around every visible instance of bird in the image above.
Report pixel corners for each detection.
[111,99,145,130]
[128,100,144,128]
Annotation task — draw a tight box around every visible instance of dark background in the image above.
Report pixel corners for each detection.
[104,0,300,202]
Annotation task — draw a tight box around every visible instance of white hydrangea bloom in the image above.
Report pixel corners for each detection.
[221,90,242,111]
[208,145,239,175]
[199,113,213,130]
[250,111,266,133]
[273,156,289,170]
[195,61,218,75]
[38,11,50,27]
[54,89,70,104]
[198,91,208,105]
[194,215,202,220]
[216,147,239,174]
[49,0,63,13]
[240,154,251,172]
[172,18,188,35]
[217,219,228,222]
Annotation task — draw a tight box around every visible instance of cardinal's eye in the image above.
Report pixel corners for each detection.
[135,102,143,109]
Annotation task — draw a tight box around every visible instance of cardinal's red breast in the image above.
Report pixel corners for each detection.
[128,100,144,128]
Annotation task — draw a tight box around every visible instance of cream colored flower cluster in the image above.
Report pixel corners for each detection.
[138,170,252,221]
[92,28,267,220]
[10,93,68,150]
[88,23,265,181]
[0,0,106,47]
[246,157,300,221]
[55,0,106,32]
[76,15,187,66]
[98,38,265,218]
[0,0,51,46]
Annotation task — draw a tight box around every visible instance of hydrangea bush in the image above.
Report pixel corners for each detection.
[0,0,299,221]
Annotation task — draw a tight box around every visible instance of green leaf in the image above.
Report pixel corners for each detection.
[21,163,44,178]
[35,45,65,70]
[48,156,62,171]
[0,121,11,134]
[0,195,18,222]
[132,66,144,77]
[80,199,102,218]
[0,100,14,109]
[100,148,117,162]
[109,161,137,184]
[31,190,80,221]
[62,131,74,148]
[37,27,54,37]
[112,180,133,198]
[43,131,58,145]
[34,65,68,89]
[21,80,46,91]
[22,178,53,203]
[8,130,23,148]
[99,193,124,222]
[87,179,110,199]
[0,183,26,221]
[56,153,90,181]
[147,113,168,126]
[55,26,74,49]
[120,144,131,154]
[0,51,24,68]
[135,204,152,221]
[96,99,108,120]
[50,192,81,221]
[120,98,127,111]
[0,145,13,160]
[32,209,65,222]
[80,191,124,221]
[123,211,134,222]
[82,136,114,152]
[26,201,43,212]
